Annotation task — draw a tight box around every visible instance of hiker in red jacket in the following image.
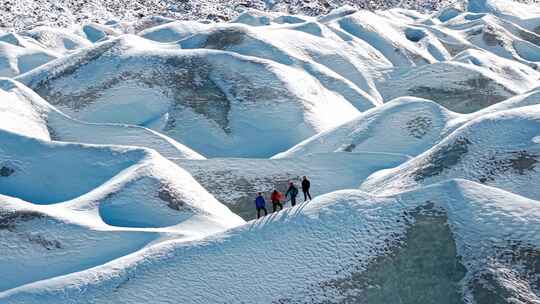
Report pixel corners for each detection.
[270,189,283,212]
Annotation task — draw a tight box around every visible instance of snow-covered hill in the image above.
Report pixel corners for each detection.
[0,0,539,302]
[0,78,203,159]
[361,105,540,200]
[2,180,539,303]
[276,88,540,159]
[16,34,361,157]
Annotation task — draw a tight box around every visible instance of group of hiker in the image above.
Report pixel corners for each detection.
[254,176,312,219]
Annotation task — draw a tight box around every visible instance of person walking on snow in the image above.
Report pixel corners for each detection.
[285,181,299,207]
[302,176,312,201]
[271,189,283,212]
[255,192,268,219]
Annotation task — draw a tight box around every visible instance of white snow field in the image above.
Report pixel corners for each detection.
[16,34,361,158]
[0,0,539,303]
[1,180,539,303]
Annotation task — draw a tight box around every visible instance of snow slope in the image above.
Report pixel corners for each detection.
[0,129,244,226]
[16,34,360,157]
[0,0,539,302]
[361,105,540,200]
[274,97,461,159]
[1,180,538,303]
[0,78,203,159]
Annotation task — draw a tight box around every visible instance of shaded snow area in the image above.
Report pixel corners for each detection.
[0,0,539,303]
[174,152,409,220]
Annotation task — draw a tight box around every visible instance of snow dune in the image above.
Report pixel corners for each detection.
[2,180,539,303]
[274,97,461,159]
[16,35,360,158]
[0,78,203,159]
[0,0,538,302]
[361,105,540,200]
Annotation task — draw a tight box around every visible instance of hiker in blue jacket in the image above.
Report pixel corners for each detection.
[255,192,268,219]
[285,181,299,207]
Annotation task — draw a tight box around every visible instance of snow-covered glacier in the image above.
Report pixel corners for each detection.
[0,0,539,303]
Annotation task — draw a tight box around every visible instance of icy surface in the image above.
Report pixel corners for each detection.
[0,0,539,303]
[361,106,540,201]
[1,180,539,303]
[0,78,204,159]
[16,35,361,157]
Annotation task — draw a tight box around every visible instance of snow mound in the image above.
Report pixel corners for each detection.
[277,87,540,161]
[138,20,211,42]
[176,24,384,107]
[232,10,312,27]
[78,23,121,43]
[361,105,540,200]
[20,27,92,54]
[275,97,461,159]
[17,34,360,157]
[0,78,203,159]
[1,180,538,303]
[377,49,540,113]
[0,33,58,77]
[176,22,385,107]
[0,129,243,228]
[0,194,158,292]
[326,10,450,67]
[444,13,540,68]
[463,0,540,33]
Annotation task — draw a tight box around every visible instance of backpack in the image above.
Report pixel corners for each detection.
[291,186,298,197]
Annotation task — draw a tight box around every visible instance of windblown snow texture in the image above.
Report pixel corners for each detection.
[0,0,539,303]
[1,0,537,31]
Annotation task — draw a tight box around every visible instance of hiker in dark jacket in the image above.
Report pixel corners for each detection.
[255,192,268,219]
[301,176,312,201]
[270,189,283,212]
[285,181,299,207]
